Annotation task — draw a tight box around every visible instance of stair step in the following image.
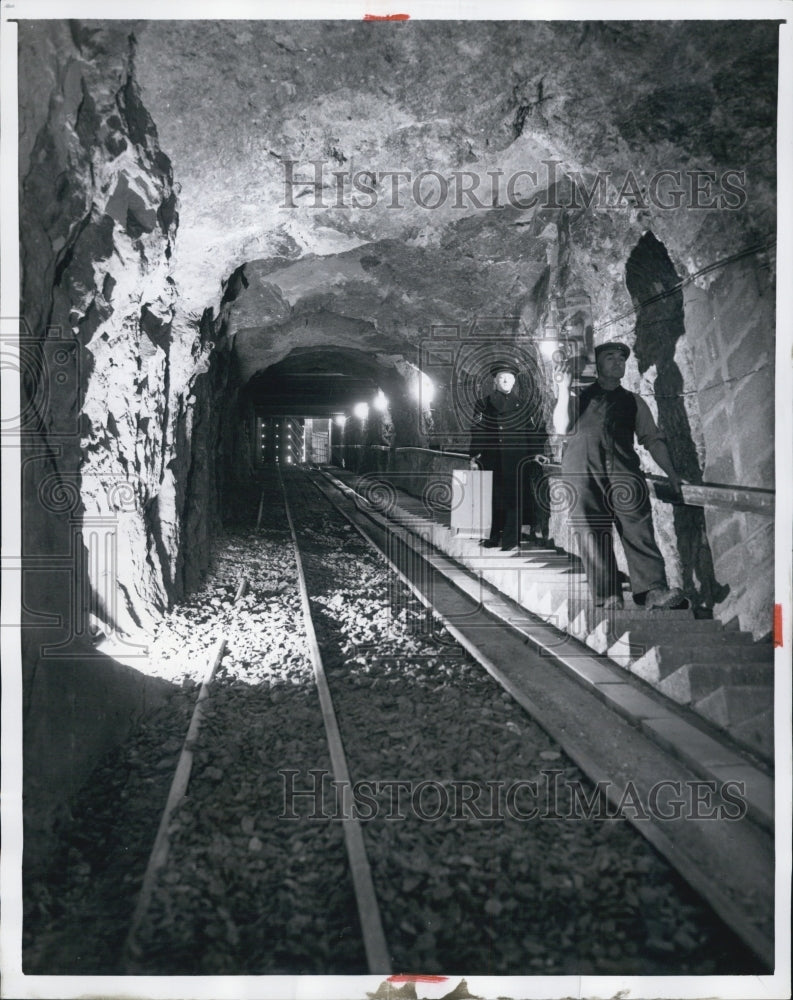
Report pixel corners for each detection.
[519,543,562,555]
[603,616,731,633]
[542,594,593,635]
[618,624,751,642]
[606,628,754,665]
[602,605,695,623]
[599,621,744,659]
[694,685,775,730]
[630,645,771,684]
[656,662,774,705]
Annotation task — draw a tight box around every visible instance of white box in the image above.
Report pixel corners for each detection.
[450,469,492,537]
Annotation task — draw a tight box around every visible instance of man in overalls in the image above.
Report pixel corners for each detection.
[552,342,687,610]
[469,363,546,551]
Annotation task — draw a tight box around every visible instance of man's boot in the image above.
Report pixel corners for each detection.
[644,586,688,610]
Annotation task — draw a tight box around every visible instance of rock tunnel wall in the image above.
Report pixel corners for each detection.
[18,22,217,865]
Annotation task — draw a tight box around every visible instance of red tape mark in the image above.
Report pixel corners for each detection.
[388,975,449,983]
[363,13,411,20]
[774,603,783,647]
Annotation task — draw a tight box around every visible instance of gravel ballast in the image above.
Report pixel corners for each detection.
[23,468,763,976]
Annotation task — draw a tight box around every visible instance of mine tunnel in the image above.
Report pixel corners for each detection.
[11,15,781,981]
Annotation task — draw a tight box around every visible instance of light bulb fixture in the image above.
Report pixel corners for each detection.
[333,414,347,427]
[539,339,561,360]
[412,371,434,406]
[353,401,369,421]
[373,389,389,412]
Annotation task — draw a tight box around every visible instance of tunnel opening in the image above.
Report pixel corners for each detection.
[231,345,439,482]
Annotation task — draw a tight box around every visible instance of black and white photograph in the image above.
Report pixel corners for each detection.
[1,1,790,998]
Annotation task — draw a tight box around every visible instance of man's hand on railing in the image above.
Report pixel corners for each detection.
[666,471,687,500]
[469,455,480,470]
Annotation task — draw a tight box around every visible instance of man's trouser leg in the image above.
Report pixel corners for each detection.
[568,475,622,604]
[488,464,505,543]
[525,461,549,539]
[500,458,521,549]
[613,496,667,595]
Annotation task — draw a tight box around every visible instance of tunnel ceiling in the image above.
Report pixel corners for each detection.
[61,18,777,384]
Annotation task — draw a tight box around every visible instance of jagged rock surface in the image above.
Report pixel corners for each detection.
[19,22,214,637]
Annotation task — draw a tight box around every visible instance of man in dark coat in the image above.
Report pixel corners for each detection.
[469,364,547,550]
[553,341,687,610]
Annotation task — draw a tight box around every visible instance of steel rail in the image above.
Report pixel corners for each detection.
[123,574,248,966]
[277,466,392,975]
[255,486,265,531]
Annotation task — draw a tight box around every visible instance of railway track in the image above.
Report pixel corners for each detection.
[309,465,775,964]
[114,466,771,976]
[21,466,772,977]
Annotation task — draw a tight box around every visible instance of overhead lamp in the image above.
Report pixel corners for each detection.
[373,389,389,412]
[333,414,347,427]
[412,372,434,406]
[539,339,561,360]
[353,401,369,421]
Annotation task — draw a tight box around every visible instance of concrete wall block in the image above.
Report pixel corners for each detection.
[725,320,773,382]
[714,269,767,346]
[707,515,774,638]
[683,292,720,380]
[709,538,748,597]
[743,514,775,569]
[699,397,737,483]
[649,496,683,591]
[699,399,730,445]
[704,508,745,562]
[730,366,775,487]
[702,450,738,486]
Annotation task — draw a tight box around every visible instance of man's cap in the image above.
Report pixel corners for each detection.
[594,341,630,361]
[489,362,520,377]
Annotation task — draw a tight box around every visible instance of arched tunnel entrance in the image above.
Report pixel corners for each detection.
[242,348,405,478]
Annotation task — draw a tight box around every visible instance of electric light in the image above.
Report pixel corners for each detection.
[353,401,369,421]
[373,389,389,412]
[412,372,434,406]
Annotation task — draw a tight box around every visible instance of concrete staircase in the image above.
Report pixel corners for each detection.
[501,540,774,761]
[363,482,775,763]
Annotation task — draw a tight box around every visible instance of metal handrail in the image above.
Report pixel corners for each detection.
[339,448,775,515]
[543,464,774,515]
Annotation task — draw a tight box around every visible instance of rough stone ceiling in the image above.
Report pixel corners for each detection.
[128,18,777,381]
